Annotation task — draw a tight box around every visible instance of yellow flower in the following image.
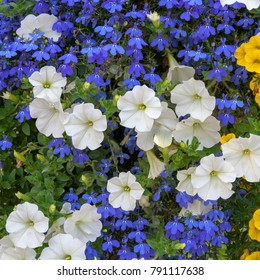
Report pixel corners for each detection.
[248,209,260,242]
[255,93,260,106]
[220,133,236,145]
[253,209,260,230]
[245,251,260,260]
[244,49,260,73]
[234,43,247,67]
[240,249,250,260]
[249,74,260,95]
[244,36,260,53]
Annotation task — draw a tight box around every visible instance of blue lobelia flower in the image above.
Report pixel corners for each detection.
[0,136,12,151]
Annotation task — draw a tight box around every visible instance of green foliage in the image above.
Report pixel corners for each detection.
[147,227,184,259]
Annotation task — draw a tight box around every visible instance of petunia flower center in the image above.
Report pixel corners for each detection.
[124,186,131,192]
[210,170,218,176]
[243,149,250,155]
[194,94,201,100]
[43,82,51,88]
[64,255,71,260]
[139,104,146,110]
[87,121,93,126]
[28,220,34,227]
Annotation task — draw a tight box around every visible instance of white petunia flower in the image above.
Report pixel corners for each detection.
[1,247,36,260]
[191,154,236,201]
[29,95,68,138]
[170,78,215,122]
[179,200,213,217]
[39,233,86,260]
[16,14,61,42]
[166,50,195,84]
[167,65,195,84]
[172,116,220,150]
[0,235,36,260]
[107,171,144,211]
[222,134,260,182]
[5,202,49,249]
[64,204,102,243]
[176,167,196,196]
[29,66,67,102]
[64,103,107,150]
[220,0,260,10]
[146,150,165,179]
[117,85,162,132]
[136,102,178,151]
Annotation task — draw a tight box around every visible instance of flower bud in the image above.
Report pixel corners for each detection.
[147,12,160,28]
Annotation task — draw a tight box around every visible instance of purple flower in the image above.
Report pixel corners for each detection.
[82,192,98,205]
[115,216,133,231]
[72,148,90,164]
[102,236,120,253]
[208,62,227,82]
[0,136,12,151]
[150,32,170,51]
[217,109,235,126]
[59,48,78,64]
[103,42,124,56]
[128,60,146,78]
[15,106,31,123]
[53,143,71,158]
[143,67,161,84]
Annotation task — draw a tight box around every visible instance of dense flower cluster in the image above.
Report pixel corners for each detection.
[0,0,260,260]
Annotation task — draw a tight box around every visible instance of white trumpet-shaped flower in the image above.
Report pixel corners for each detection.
[136,102,178,151]
[176,167,196,196]
[107,171,144,211]
[220,0,260,10]
[39,233,86,260]
[16,14,61,42]
[117,85,162,132]
[5,202,49,249]
[179,200,213,217]
[171,78,215,122]
[29,66,67,102]
[191,154,236,201]
[64,204,102,243]
[29,95,68,138]
[146,150,166,179]
[64,103,107,150]
[222,134,260,182]
[172,116,220,150]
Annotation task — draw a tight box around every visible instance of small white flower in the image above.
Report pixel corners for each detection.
[167,65,195,84]
[191,154,236,201]
[117,85,162,132]
[16,13,61,41]
[179,200,213,217]
[64,204,102,243]
[107,171,144,211]
[171,78,215,122]
[222,134,260,182]
[136,102,178,151]
[172,116,220,150]
[146,150,165,179]
[1,247,36,260]
[39,233,86,260]
[5,202,49,249]
[220,0,260,10]
[29,66,67,102]
[29,95,68,138]
[176,167,196,196]
[64,103,107,150]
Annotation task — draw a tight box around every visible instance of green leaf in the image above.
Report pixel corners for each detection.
[21,122,30,136]
[99,98,119,118]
